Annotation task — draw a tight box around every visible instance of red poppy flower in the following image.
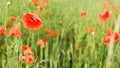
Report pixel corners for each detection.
[22,13,43,30]
[8,25,22,37]
[105,0,110,3]
[103,3,108,9]
[27,55,35,63]
[37,38,47,48]
[45,29,54,37]
[107,28,112,36]
[52,33,61,38]
[103,35,111,44]
[98,10,110,22]
[9,16,17,22]
[11,30,22,37]
[114,32,120,42]
[41,1,47,9]
[22,45,29,51]
[86,28,94,33]
[45,29,60,38]
[95,22,100,26]
[31,0,40,6]
[22,55,35,63]
[80,11,87,18]
[23,48,32,56]
[0,28,6,36]
[22,45,32,56]
[22,56,27,63]
[21,45,35,63]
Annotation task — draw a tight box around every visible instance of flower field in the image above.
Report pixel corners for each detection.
[0,0,120,68]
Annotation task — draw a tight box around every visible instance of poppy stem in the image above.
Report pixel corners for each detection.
[4,1,9,68]
[26,64,29,68]
[4,0,8,27]
[27,30,32,45]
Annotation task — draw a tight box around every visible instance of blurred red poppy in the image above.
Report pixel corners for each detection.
[107,28,112,36]
[22,45,32,56]
[8,25,22,37]
[27,55,35,63]
[114,32,120,42]
[31,0,40,6]
[86,28,94,33]
[52,33,61,38]
[22,55,35,63]
[103,3,108,9]
[41,0,47,9]
[37,38,47,48]
[80,11,87,18]
[105,0,110,3]
[23,48,32,56]
[103,35,111,44]
[45,29,54,37]
[95,22,100,26]
[9,16,17,22]
[98,10,110,22]
[22,56,26,63]
[21,45,35,63]
[22,45,29,51]
[39,0,48,14]
[22,13,43,30]
[0,28,6,36]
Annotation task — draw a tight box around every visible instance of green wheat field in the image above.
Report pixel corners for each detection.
[0,0,120,68]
